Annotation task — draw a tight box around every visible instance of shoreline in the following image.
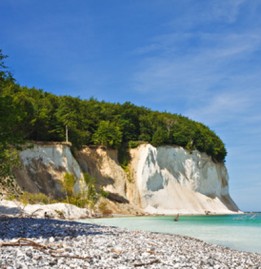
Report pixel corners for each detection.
[0,199,243,220]
[110,211,244,218]
[0,217,260,268]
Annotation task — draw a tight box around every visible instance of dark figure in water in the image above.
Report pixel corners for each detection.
[174,214,179,221]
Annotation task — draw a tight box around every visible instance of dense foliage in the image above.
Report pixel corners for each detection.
[0,50,227,165]
[0,50,21,189]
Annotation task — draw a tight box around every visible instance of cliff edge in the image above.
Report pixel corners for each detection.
[13,143,240,215]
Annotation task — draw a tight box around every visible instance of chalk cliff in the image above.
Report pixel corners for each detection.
[14,143,240,215]
[14,143,85,198]
[131,144,238,214]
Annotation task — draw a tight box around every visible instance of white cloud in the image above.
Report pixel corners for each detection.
[132,31,261,103]
[186,92,253,124]
[163,0,249,32]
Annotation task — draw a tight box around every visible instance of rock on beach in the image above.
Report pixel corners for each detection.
[0,217,260,269]
[0,199,90,220]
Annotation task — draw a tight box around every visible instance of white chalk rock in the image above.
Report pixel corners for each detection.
[132,144,239,214]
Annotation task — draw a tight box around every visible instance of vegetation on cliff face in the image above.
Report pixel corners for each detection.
[0,50,22,193]
[0,49,227,185]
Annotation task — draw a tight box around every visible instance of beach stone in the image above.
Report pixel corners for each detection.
[49,236,55,243]
[0,218,260,269]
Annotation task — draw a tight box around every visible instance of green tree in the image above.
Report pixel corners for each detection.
[117,102,142,142]
[0,51,22,194]
[0,49,13,85]
[92,121,122,148]
[171,120,193,148]
[0,49,228,163]
[56,96,92,147]
[152,126,169,146]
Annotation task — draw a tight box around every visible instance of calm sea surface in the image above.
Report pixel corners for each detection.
[80,213,261,254]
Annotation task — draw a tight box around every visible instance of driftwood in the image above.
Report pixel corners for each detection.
[0,238,91,260]
[22,208,44,218]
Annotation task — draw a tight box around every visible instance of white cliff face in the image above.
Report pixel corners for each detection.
[15,143,239,214]
[20,144,83,180]
[16,143,84,196]
[132,144,239,214]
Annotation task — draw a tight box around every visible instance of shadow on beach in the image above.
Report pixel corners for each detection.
[0,205,22,216]
[0,217,110,240]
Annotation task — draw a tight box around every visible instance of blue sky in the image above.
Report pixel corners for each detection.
[1,0,260,211]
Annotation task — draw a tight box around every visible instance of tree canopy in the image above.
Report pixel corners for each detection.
[0,50,227,164]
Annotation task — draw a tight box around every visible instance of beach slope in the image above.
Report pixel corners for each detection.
[0,217,260,268]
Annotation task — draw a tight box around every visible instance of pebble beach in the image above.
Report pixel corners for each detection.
[0,217,260,269]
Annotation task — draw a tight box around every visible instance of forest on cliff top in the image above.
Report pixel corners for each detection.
[0,49,227,172]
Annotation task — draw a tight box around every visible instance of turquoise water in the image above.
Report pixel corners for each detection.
[80,213,261,254]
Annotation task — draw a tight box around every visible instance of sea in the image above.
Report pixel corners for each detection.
[81,213,261,254]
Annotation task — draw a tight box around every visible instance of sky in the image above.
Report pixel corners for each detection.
[0,0,260,212]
